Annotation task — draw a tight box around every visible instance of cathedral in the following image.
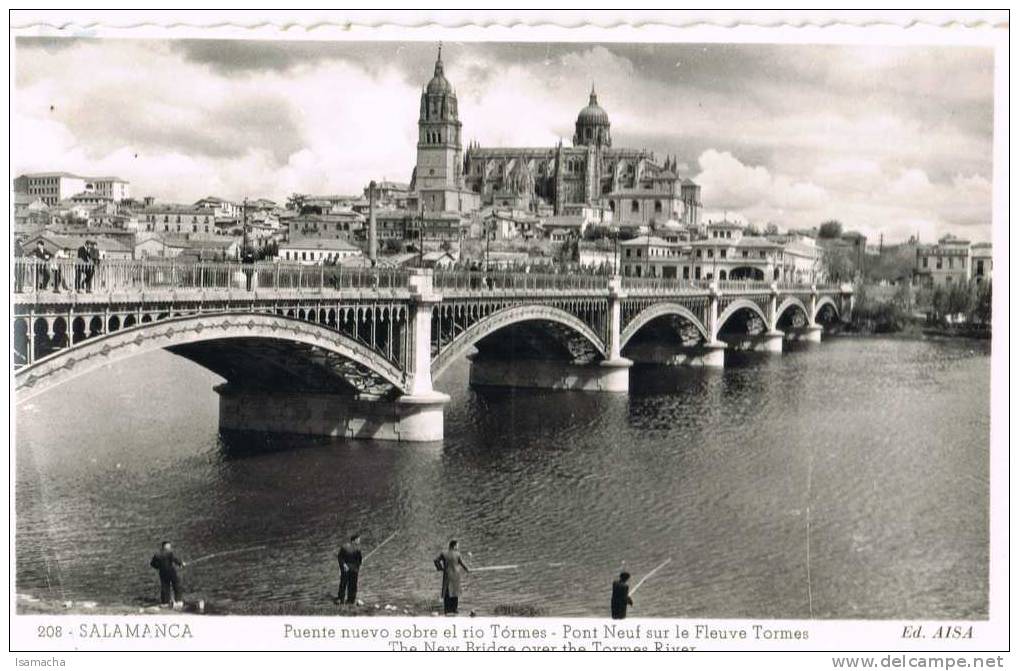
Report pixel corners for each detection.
[410,46,702,228]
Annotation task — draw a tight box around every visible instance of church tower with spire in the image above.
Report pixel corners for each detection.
[414,44,467,213]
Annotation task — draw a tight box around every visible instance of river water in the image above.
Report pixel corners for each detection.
[15,336,990,618]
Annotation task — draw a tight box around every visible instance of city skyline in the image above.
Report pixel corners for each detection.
[13,38,994,243]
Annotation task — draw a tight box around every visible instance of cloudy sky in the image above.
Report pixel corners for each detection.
[14,37,995,242]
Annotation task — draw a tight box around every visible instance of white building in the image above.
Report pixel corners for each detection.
[279,238,363,264]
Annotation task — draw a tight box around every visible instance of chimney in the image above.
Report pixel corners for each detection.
[368,180,378,263]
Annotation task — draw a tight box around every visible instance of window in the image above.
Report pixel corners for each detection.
[654,200,662,213]
[742,250,749,258]
[683,266,690,279]
[922,256,928,268]
[631,200,639,213]
[696,249,702,258]
[707,249,714,258]
[948,257,954,269]
[694,267,701,279]
[936,258,942,269]
[625,249,631,258]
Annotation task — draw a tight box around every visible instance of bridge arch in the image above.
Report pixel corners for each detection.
[776,296,810,328]
[14,312,410,403]
[814,295,841,323]
[619,302,709,350]
[431,304,607,381]
[716,298,769,336]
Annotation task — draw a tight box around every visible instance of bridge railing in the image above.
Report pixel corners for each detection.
[620,276,713,293]
[716,280,775,292]
[12,258,411,295]
[434,270,609,292]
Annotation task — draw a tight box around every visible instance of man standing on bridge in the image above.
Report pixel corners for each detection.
[149,540,186,607]
[610,571,634,619]
[335,534,363,605]
[434,539,470,615]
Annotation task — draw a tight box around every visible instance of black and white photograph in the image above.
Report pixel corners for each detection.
[7,9,1009,664]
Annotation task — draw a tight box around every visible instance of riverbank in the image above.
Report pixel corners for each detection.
[15,592,437,617]
[15,592,547,617]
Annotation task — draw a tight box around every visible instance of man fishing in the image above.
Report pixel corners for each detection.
[610,571,634,619]
[335,534,363,605]
[149,540,186,607]
[434,539,470,615]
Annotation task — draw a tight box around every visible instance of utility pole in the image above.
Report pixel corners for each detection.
[368,180,378,266]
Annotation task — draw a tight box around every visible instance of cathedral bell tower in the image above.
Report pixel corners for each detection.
[415,44,464,213]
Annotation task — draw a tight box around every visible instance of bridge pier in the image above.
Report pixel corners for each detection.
[216,384,447,442]
[751,330,786,353]
[624,341,726,368]
[784,325,824,343]
[468,355,631,392]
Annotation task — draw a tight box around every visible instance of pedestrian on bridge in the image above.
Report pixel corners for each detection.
[29,241,52,291]
[149,540,186,607]
[434,539,470,615]
[75,241,90,292]
[335,534,363,605]
[86,240,100,292]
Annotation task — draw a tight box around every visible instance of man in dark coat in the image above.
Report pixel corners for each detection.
[335,534,363,604]
[29,241,51,290]
[434,539,470,615]
[610,571,634,619]
[149,540,186,606]
[75,241,90,291]
[86,240,100,292]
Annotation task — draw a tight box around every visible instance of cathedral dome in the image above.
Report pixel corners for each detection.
[573,86,611,148]
[576,88,610,126]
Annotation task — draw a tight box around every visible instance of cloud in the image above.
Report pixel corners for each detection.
[12,38,995,243]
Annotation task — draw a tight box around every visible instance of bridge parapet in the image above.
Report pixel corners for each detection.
[13,258,412,296]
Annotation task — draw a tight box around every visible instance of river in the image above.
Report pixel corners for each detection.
[15,335,990,618]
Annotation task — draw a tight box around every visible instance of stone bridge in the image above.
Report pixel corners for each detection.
[13,258,852,441]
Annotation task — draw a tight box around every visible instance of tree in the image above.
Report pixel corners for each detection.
[821,246,855,282]
[744,223,761,237]
[972,281,992,324]
[818,220,843,239]
[286,193,307,212]
[763,223,780,236]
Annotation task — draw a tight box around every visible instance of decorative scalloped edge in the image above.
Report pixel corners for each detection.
[8,16,1011,32]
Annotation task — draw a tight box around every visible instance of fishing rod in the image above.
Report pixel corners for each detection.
[187,545,267,566]
[362,531,398,562]
[630,557,671,595]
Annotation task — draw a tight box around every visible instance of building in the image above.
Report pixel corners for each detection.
[13,173,129,205]
[620,236,686,278]
[133,234,240,260]
[410,46,482,215]
[85,176,130,202]
[139,206,218,235]
[913,235,972,288]
[195,196,241,219]
[13,173,89,206]
[287,211,365,241]
[482,209,542,241]
[438,51,701,224]
[971,243,992,283]
[279,238,363,264]
[541,214,587,242]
